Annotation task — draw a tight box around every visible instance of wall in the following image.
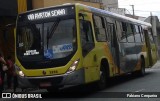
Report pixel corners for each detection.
[32,0,100,9]
[0,0,18,16]
[102,0,118,8]
[32,0,44,9]
[17,0,27,13]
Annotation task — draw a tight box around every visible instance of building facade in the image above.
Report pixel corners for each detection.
[102,0,118,8]
[32,0,118,9]
[0,0,32,60]
[32,0,102,9]
[0,0,18,59]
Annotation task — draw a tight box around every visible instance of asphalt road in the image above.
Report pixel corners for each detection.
[2,61,160,101]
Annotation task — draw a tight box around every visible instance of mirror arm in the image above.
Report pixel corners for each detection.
[79,13,85,20]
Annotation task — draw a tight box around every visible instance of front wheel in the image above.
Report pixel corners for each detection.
[97,65,107,90]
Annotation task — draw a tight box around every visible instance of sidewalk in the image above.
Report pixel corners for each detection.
[1,74,21,92]
[2,74,39,92]
[2,88,41,92]
[1,74,45,92]
[151,60,160,69]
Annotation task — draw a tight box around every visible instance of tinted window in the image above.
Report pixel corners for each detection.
[93,15,107,41]
[135,25,142,43]
[139,26,144,42]
[126,24,134,42]
[116,21,126,42]
[80,20,94,47]
[17,19,77,61]
[80,20,95,56]
[121,22,127,42]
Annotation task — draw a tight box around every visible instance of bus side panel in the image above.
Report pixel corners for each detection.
[115,21,139,73]
[77,9,100,83]
[135,43,147,70]
[119,42,138,73]
[151,44,158,65]
[77,9,115,83]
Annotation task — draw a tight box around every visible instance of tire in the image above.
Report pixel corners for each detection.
[97,64,107,90]
[139,58,145,76]
[134,58,145,77]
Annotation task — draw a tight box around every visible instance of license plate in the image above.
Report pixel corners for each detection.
[40,82,51,87]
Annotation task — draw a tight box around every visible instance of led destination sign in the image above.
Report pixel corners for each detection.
[27,8,67,20]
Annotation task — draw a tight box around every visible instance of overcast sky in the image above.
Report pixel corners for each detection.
[118,0,160,18]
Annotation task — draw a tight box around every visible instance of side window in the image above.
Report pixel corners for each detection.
[116,21,127,42]
[140,26,144,42]
[93,15,107,41]
[135,25,139,33]
[135,25,142,43]
[80,20,95,56]
[121,22,127,42]
[126,23,135,42]
[80,20,94,47]
[106,22,114,42]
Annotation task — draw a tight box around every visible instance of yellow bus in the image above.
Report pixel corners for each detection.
[15,3,155,92]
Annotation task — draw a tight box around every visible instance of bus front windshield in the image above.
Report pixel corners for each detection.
[17,18,77,61]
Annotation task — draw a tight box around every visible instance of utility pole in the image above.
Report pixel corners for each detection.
[130,5,135,17]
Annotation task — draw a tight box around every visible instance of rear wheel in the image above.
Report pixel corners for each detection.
[139,58,145,76]
[133,58,145,77]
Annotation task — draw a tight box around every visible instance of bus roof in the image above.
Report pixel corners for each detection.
[19,4,72,15]
[75,3,151,27]
[19,3,151,27]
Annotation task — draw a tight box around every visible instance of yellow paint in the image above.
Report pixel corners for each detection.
[15,51,82,77]
[150,44,158,65]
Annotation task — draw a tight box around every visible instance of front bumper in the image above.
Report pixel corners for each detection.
[18,68,85,88]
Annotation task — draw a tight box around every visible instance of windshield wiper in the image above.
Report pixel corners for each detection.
[46,18,60,49]
[48,18,60,38]
[46,27,49,49]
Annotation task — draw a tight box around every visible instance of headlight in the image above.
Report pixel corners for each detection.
[14,64,25,77]
[66,59,80,74]
[19,71,25,77]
